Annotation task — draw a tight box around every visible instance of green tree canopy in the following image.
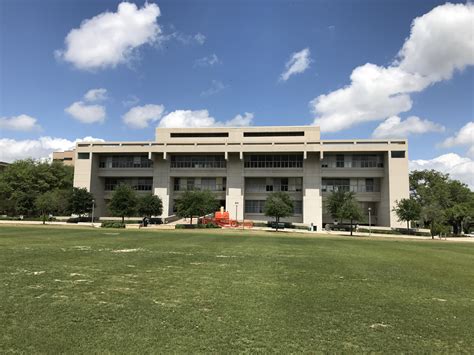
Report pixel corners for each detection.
[326,191,364,236]
[410,169,473,236]
[137,194,163,218]
[393,198,422,232]
[35,191,58,224]
[108,185,138,224]
[175,190,219,224]
[0,159,73,216]
[264,192,294,231]
[70,187,94,218]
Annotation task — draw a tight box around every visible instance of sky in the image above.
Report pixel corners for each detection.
[0,0,473,186]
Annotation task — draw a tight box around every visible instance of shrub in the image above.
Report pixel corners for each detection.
[101,221,125,228]
[67,217,99,223]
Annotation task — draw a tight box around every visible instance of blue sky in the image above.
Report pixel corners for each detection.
[0,0,473,185]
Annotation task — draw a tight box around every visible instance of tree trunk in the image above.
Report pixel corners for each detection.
[122,216,124,224]
[431,221,434,239]
[276,216,279,232]
[407,220,410,235]
[350,218,353,236]
[42,213,46,225]
[190,216,193,225]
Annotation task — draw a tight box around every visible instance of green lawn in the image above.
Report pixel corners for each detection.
[1,226,473,353]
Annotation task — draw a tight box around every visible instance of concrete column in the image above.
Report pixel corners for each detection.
[378,151,410,227]
[303,152,322,230]
[226,152,244,220]
[73,152,105,217]
[152,153,171,217]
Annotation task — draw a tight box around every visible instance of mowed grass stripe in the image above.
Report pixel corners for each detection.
[0,226,473,353]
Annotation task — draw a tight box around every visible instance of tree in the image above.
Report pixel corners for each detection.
[175,190,219,224]
[108,185,138,224]
[326,190,348,222]
[0,159,73,216]
[35,191,58,224]
[70,187,94,218]
[393,198,422,232]
[340,196,364,236]
[410,170,474,236]
[137,194,163,218]
[264,192,294,231]
[326,191,363,236]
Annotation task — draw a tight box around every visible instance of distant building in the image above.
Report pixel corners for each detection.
[52,150,75,167]
[0,161,9,173]
[73,126,409,229]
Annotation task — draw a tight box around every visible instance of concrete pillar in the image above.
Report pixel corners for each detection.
[226,152,244,220]
[152,153,171,217]
[387,151,410,228]
[73,152,105,217]
[303,152,322,230]
[378,151,409,227]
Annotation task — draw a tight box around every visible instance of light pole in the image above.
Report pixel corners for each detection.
[234,201,239,227]
[91,199,95,227]
[368,207,372,237]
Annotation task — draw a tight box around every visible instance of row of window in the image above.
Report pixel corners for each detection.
[321,178,380,193]
[244,200,303,215]
[245,177,303,192]
[99,155,152,168]
[104,178,153,191]
[173,177,226,192]
[244,154,304,168]
[170,155,226,169]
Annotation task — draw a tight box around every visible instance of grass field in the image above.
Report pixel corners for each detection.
[1,226,473,353]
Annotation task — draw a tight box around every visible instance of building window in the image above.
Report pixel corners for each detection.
[244,154,303,168]
[104,177,152,191]
[170,132,228,138]
[391,151,405,158]
[78,153,90,160]
[321,178,380,193]
[173,177,225,191]
[245,200,266,214]
[243,131,304,137]
[170,155,226,168]
[321,154,384,168]
[99,155,152,168]
[246,177,302,193]
[293,201,303,215]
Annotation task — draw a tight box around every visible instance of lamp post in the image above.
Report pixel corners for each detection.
[91,199,95,227]
[368,207,372,237]
[234,201,239,227]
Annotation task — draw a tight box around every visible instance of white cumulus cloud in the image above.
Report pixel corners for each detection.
[225,112,254,127]
[84,88,107,102]
[65,102,106,124]
[410,153,474,189]
[56,2,161,70]
[280,48,311,81]
[123,104,165,129]
[311,3,474,132]
[158,110,253,128]
[0,136,104,162]
[0,114,41,132]
[441,121,474,147]
[372,115,444,139]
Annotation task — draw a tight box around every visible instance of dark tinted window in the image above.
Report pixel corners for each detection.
[243,131,304,137]
[170,132,228,138]
[391,151,405,158]
[77,153,90,159]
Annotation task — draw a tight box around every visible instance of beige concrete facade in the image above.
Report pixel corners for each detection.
[52,150,75,167]
[73,126,409,229]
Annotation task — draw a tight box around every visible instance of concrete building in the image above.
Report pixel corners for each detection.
[52,150,75,167]
[73,126,409,229]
